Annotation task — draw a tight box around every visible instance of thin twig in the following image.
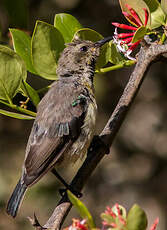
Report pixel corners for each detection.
[0,99,36,117]
[97,60,135,73]
[30,42,167,230]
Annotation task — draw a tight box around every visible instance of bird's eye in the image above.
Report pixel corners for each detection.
[80,46,88,52]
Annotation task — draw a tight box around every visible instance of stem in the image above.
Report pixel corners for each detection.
[160,32,166,44]
[6,95,13,106]
[97,60,135,73]
[0,100,36,117]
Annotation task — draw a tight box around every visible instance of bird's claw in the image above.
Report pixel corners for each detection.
[59,187,82,198]
[89,135,110,155]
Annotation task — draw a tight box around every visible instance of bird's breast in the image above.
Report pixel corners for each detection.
[59,98,97,165]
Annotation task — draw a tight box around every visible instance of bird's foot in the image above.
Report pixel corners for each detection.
[89,135,110,155]
[51,169,82,198]
[59,187,82,198]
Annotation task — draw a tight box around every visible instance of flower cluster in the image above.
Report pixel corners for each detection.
[112,4,149,60]
[102,204,126,228]
[64,204,159,230]
[64,219,88,230]
[103,204,159,230]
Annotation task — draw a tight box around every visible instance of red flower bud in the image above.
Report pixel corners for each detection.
[118,32,135,39]
[128,40,141,50]
[105,206,117,218]
[122,11,141,27]
[112,22,137,30]
[122,37,133,44]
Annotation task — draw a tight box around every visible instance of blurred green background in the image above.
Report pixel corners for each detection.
[0,0,167,229]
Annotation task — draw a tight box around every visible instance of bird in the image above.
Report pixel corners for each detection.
[6,36,112,218]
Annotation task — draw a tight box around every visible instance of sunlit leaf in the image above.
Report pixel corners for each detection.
[161,0,167,15]
[0,45,27,101]
[0,109,34,120]
[143,0,166,28]
[31,21,65,80]
[132,26,147,43]
[10,29,37,74]
[127,204,148,230]
[67,190,95,228]
[54,13,82,43]
[74,28,110,68]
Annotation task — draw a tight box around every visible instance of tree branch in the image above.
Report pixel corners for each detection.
[29,42,167,230]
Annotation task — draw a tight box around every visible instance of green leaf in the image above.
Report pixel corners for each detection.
[21,81,40,107]
[54,13,82,43]
[119,0,151,27]
[74,28,103,42]
[31,21,65,80]
[0,109,35,120]
[161,0,167,15]
[74,28,110,68]
[132,26,147,43]
[67,190,95,228]
[127,204,148,230]
[143,0,166,28]
[110,42,127,64]
[0,45,27,101]
[10,29,37,74]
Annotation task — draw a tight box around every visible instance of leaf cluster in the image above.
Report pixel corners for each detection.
[1,1,167,120]
[0,13,121,120]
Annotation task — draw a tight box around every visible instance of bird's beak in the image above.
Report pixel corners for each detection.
[94,36,113,47]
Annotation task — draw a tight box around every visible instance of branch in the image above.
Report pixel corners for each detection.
[29,42,167,230]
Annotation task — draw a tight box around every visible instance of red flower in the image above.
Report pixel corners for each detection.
[112,4,149,60]
[150,218,159,230]
[105,206,117,218]
[67,219,88,230]
[102,204,126,229]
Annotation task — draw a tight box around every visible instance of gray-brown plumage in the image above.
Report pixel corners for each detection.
[6,37,112,218]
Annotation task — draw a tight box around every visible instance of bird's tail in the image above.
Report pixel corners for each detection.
[6,179,27,218]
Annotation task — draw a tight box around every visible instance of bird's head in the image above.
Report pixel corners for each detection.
[56,37,112,78]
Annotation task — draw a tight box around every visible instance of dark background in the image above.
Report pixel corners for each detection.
[0,0,167,229]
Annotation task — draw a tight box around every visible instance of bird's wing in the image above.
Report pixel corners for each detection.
[24,81,88,184]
